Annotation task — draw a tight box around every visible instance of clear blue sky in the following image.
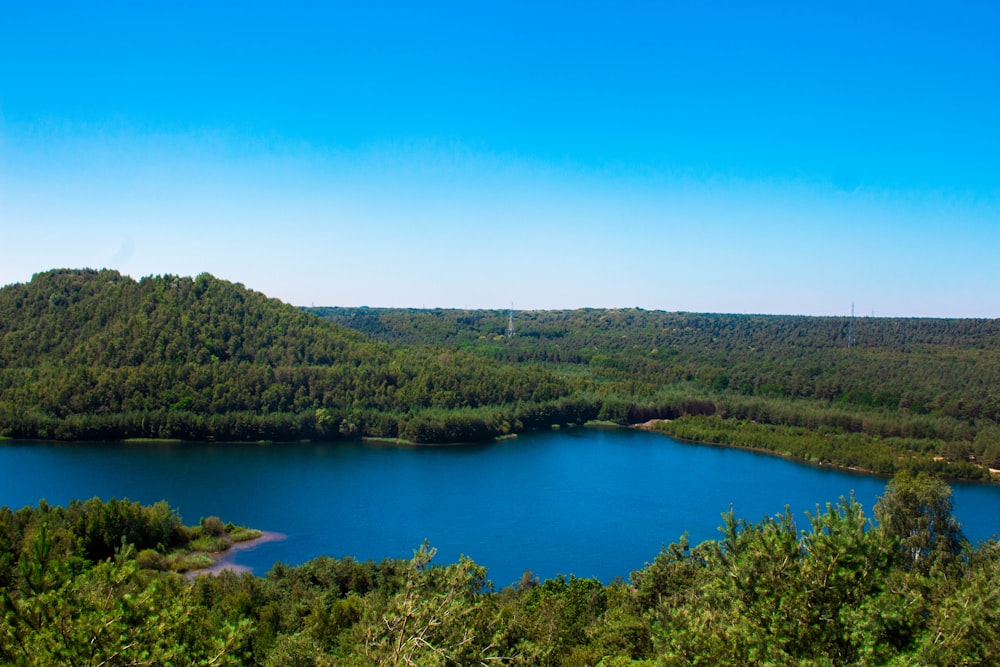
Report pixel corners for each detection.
[2,2,997,316]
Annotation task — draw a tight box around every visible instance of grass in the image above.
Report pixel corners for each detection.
[362,436,416,446]
[229,528,263,542]
[189,535,231,553]
[167,551,215,572]
[123,437,183,444]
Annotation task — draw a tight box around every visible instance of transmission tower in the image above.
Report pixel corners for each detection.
[848,302,856,349]
[506,303,515,342]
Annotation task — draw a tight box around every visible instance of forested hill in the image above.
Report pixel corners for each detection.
[310,307,1000,417]
[0,269,575,442]
[310,306,1000,355]
[313,306,1000,479]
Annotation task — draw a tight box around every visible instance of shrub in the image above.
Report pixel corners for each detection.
[135,548,167,571]
[201,516,226,537]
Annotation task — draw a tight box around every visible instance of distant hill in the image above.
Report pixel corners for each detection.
[0,270,575,442]
[309,306,1000,354]
[310,305,1000,479]
[310,306,1000,419]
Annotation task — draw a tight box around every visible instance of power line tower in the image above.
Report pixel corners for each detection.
[506,303,515,342]
[848,302,856,349]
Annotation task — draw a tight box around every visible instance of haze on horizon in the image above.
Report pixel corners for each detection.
[1,3,997,318]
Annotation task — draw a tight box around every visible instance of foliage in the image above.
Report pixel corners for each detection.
[5,485,1000,664]
[0,499,257,665]
[0,270,574,444]
[873,471,964,573]
[0,497,259,593]
[652,415,991,480]
[315,305,1000,478]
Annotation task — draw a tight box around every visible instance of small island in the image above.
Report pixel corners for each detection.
[136,514,266,575]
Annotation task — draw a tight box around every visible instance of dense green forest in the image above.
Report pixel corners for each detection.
[4,476,1000,665]
[0,270,576,444]
[312,306,1000,480]
[2,269,1000,479]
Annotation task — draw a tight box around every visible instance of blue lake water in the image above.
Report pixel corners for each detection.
[2,427,999,587]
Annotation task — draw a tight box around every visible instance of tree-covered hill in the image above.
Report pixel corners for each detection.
[0,270,575,443]
[310,306,1000,421]
[313,306,1000,478]
[311,306,1000,354]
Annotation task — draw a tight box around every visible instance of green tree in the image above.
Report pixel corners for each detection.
[1,544,251,666]
[914,546,1000,663]
[352,541,492,666]
[874,471,965,573]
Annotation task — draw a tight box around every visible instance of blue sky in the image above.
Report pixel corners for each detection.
[2,2,997,316]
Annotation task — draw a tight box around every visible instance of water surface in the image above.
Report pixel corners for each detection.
[2,428,998,586]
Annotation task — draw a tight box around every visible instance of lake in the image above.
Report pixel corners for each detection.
[2,427,999,587]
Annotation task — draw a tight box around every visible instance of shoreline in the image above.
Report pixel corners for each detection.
[632,420,1000,485]
[7,421,995,485]
[633,419,896,479]
[185,530,287,579]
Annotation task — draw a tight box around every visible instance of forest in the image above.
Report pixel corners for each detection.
[2,269,1000,481]
[4,474,1000,665]
[4,270,1000,663]
[0,270,576,445]
[313,306,1000,479]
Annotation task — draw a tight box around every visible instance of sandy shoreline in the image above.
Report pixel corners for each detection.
[633,418,672,429]
[185,530,287,579]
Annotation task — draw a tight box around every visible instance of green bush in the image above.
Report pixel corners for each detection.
[135,548,167,571]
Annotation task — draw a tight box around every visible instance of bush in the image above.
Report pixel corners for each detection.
[201,516,226,537]
[135,548,167,571]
